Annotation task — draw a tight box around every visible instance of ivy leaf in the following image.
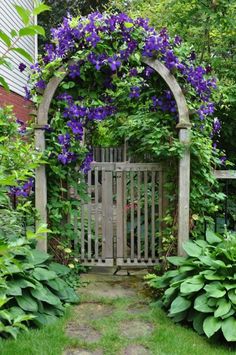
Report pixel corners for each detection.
[10,48,33,62]
[19,25,45,37]
[14,5,31,26]
[0,77,10,92]
[203,316,221,338]
[32,3,51,16]
[0,30,11,47]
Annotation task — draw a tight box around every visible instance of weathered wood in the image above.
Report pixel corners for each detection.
[142,58,190,129]
[116,171,124,259]
[81,203,85,259]
[144,171,148,260]
[123,171,127,259]
[87,170,92,259]
[116,163,163,171]
[178,129,191,256]
[130,171,135,260]
[151,171,156,259]
[105,171,113,259]
[214,170,236,179]
[35,128,47,251]
[94,167,99,259]
[137,171,141,260]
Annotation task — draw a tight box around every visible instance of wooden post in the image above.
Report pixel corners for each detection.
[35,127,47,252]
[178,128,191,256]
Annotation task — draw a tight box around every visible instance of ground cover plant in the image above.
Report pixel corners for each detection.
[147,230,236,342]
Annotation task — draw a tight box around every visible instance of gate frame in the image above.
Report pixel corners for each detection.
[35,58,191,256]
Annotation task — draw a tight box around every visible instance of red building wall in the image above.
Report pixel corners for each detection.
[0,87,33,123]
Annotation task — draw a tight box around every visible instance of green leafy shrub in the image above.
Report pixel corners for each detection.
[0,232,79,339]
[147,230,236,342]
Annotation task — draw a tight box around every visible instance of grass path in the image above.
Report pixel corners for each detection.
[0,269,235,355]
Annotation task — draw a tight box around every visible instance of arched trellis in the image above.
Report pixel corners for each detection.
[35,58,191,256]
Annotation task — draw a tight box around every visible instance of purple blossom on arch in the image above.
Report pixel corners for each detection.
[67,120,83,138]
[129,86,141,98]
[80,151,93,174]
[86,31,101,47]
[108,55,122,72]
[88,106,116,121]
[23,86,31,100]
[68,63,81,79]
[9,178,34,198]
[19,63,26,72]
[63,104,87,119]
[35,79,46,90]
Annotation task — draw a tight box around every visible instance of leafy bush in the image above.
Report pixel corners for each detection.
[0,232,79,339]
[147,230,236,342]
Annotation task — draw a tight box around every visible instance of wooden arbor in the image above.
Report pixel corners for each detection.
[35,58,191,256]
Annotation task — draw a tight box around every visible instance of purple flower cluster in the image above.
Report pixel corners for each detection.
[9,178,34,198]
[19,63,26,72]
[129,86,141,98]
[16,119,26,134]
[212,117,221,136]
[58,133,77,165]
[80,151,93,174]
[68,63,81,79]
[152,91,177,114]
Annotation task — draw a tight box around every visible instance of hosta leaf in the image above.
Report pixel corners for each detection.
[180,276,204,294]
[47,278,67,292]
[193,312,206,335]
[169,296,191,315]
[9,278,35,289]
[194,294,212,313]
[170,310,187,322]
[0,310,12,323]
[48,262,70,276]
[6,281,22,296]
[228,290,236,304]
[203,316,221,338]
[167,256,186,266]
[30,285,61,306]
[204,282,226,298]
[32,268,57,281]
[16,292,38,312]
[201,270,225,281]
[222,317,236,342]
[183,241,202,257]
[27,249,50,265]
[206,229,222,244]
[214,299,231,318]
[33,312,58,326]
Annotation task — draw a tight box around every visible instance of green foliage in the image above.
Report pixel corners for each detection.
[0,2,49,90]
[147,230,236,342]
[0,231,79,339]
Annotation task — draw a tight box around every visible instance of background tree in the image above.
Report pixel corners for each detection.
[111,0,236,164]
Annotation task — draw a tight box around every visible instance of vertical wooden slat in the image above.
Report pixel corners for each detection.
[144,170,148,260]
[118,148,122,162]
[105,171,113,259]
[117,171,124,259]
[87,170,92,259]
[94,167,99,259]
[110,148,113,162]
[123,171,127,259]
[73,189,78,251]
[101,148,105,162]
[158,170,163,256]
[81,203,85,260]
[151,171,155,259]
[137,171,141,260]
[130,171,135,260]
[114,148,117,162]
[102,168,106,259]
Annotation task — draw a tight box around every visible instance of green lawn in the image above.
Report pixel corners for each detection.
[1,294,235,355]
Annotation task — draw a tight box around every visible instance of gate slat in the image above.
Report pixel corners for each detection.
[137,171,141,260]
[151,171,156,259]
[87,170,92,259]
[159,170,163,255]
[102,169,106,259]
[94,167,99,259]
[116,171,124,259]
[130,171,135,260]
[81,203,85,260]
[123,171,127,259]
[105,171,113,259]
[144,171,148,260]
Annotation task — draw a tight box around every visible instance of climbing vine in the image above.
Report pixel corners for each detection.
[25,12,224,253]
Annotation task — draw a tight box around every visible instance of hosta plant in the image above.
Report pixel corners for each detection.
[0,230,79,339]
[147,230,236,342]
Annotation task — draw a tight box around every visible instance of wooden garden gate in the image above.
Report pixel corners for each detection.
[79,160,164,266]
